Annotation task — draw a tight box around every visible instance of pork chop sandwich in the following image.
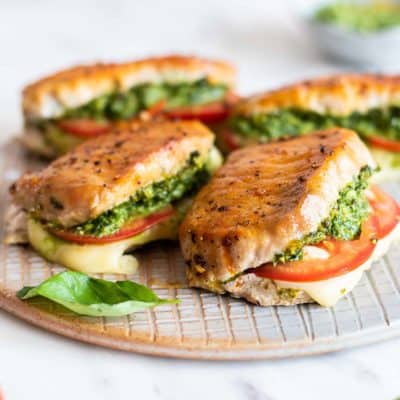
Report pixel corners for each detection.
[180,128,400,307]
[22,55,236,157]
[11,120,222,274]
[221,74,400,181]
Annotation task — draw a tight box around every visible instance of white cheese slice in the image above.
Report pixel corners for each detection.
[302,245,330,261]
[27,211,182,275]
[274,222,400,307]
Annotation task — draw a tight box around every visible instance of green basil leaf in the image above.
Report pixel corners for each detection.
[17,271,178,317]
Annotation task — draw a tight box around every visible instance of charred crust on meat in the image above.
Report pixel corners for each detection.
[222,235,233,247]
[298,176,306,183]
[222,233,239,247]
[49,196,64,210]
[114,140,124,148]
[193,254,207,267]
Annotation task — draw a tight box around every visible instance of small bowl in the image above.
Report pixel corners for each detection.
[301,1,400,69]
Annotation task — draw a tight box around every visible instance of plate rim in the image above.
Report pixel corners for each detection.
[1,286,400,360]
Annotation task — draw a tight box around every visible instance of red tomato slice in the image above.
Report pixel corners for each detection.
[367,135,400,152]
[220,129,241,151]
[253,217,377,282]
[252,186,399,282]
[57,119,112,138]
[166,102,230,123]
[147,100,166,116]
[51,206,174,244]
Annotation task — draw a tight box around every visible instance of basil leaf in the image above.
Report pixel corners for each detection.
[17,271,178,317]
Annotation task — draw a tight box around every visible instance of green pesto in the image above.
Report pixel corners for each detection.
[230,106,400,142]
[277,288,301,301]
[71,151,210,237]
[56,79,227,121]
[273,166,374,265]
[313,1,400,33]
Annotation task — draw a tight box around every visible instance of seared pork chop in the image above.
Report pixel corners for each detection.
[11,120,214,227]
[180,128,375,290]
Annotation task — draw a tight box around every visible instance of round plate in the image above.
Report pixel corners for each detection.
[1,140,400,360]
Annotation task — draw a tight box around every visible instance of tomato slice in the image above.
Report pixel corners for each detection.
[147,100,166,116]
[253,216,377,282]
[51,206,174,244]
[252,186,399,282]
[220,129,241,151]
[367,135,400,152]
[57,119,112,138]
[166,101,230,123]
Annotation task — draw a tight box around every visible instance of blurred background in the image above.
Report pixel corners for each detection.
[0,0,362,140]
[4,0,400,136]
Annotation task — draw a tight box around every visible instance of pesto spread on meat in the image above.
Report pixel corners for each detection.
[273,166,374,264]
[49,150,219,238]
[313,1,400,33]
[33,79,227,125]
[230,107,400,143]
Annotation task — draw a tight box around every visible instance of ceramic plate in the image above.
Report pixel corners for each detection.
[1,140,400,360]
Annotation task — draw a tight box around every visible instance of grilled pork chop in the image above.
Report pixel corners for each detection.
[11,120,214,227]
[233,74,400,117]
[23,55,236,120]
[180,128,375,291]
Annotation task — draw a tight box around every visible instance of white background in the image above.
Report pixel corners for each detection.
[1,1,400,399]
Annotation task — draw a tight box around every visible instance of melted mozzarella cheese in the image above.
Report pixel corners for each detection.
[27,216,178,274]
[302,245,330,261]
[274,222,400,307]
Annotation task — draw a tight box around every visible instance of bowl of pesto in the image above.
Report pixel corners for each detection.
[304,0,400,68]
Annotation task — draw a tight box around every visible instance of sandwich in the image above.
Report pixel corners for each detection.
[22,55,236,157]
[10,120,222,274]
[220,74,400,181]
[180,128,400,307]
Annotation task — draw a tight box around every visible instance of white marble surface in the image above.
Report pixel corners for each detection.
[1,1,400,399]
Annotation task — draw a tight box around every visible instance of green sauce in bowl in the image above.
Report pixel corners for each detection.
[314,1,400,33]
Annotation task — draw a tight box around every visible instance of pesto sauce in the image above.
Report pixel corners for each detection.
[230,107,400,143]
[58,79,227,121]
[313,1,400,33]
[73,151,210,237]
[273,166,373,265]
